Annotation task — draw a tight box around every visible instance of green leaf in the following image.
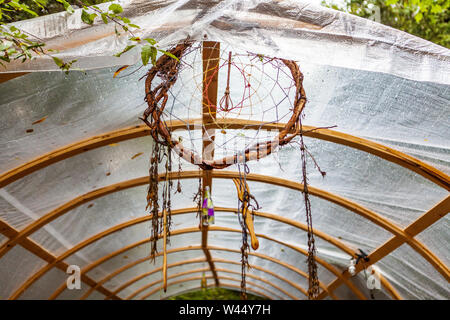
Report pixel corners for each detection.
[25,43,45,49]
[144,38,156,45]
[158,49,179,62]
[6,47,17,55]
[141,44,151,66]
[52,56,64,67]
[414,11,423,22]
[150,46,157,65]
[22,7,39,17]
[108,3,123,14]
[81,10,92,25]
[0,41,13,51]
[128,24,140,29]
[430,5,442,13]
[114,44,136,57]
[81,10,97,25]
[56,0,74,14]
[385,0,398,6]
[101,13,108,24]
[0,55,11,63]
[33,0,48,8]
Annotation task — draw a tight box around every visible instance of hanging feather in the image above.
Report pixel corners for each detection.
[202,186,214,226]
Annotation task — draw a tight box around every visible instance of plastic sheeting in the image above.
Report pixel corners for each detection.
[0,0,449,300]
[4,0,450,85]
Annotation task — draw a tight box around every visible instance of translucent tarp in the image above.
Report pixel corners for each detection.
[0,0,449,300]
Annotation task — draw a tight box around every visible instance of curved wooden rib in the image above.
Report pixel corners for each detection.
[0,170,417,261]
[318,194,450,299]
[135,268,290,300]
[46,205,363,300]
[3,170,442,286]
[141,275,274,300]
[130,268,288,300]
[1,119,448,190]
[141,274,281,301]
[49,207,342,299]
[0,220,121,300]
[80,249,304,300]
[0,173,193,259]
[100,257,207,299]
[14,226,335,300]
[103,256,308,300]
[222,230,355,299]
[6,170,423,298]
[0,72,28,84]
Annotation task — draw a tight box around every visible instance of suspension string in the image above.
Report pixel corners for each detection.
[165,146,173,245]
[176,154,182,193]
[237,153,250,300]
[299,117,320,299]
[193,168,203,226]
[219,51,233,112]
[148,139,161,262]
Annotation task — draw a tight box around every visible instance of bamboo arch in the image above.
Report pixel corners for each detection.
[11,226,348,300]
[136,269,288,300]
[96,257,309,300]
[165,281,273,300]
[1,119,448,190]
[141,274,278,300]
[55,205,400,300]
[0,119,448,300]
[1,171,446,286]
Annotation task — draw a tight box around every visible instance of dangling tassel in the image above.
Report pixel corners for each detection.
[162,145,173,246]
[235,163,252,300]
[201,271,207,291]
[175,155,182,194]
[202,186,215,226]
[148,143,174,262]
[193,169,203,227]
[298,119,320,299]
[148,141,161,262]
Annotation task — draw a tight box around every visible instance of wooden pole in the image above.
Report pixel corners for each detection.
[201,40,221,286]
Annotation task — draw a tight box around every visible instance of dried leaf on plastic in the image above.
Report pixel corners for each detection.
[113,65,129,78]
[32,116,47,125]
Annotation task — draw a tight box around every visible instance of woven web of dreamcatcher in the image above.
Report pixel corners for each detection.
[157,42,297,162]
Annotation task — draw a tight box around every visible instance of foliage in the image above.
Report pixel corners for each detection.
[0,0,174,72]
[168,288,266,300]
[322,0,450,48]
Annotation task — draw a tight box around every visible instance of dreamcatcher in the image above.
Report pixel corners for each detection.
[140,39,322,299]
